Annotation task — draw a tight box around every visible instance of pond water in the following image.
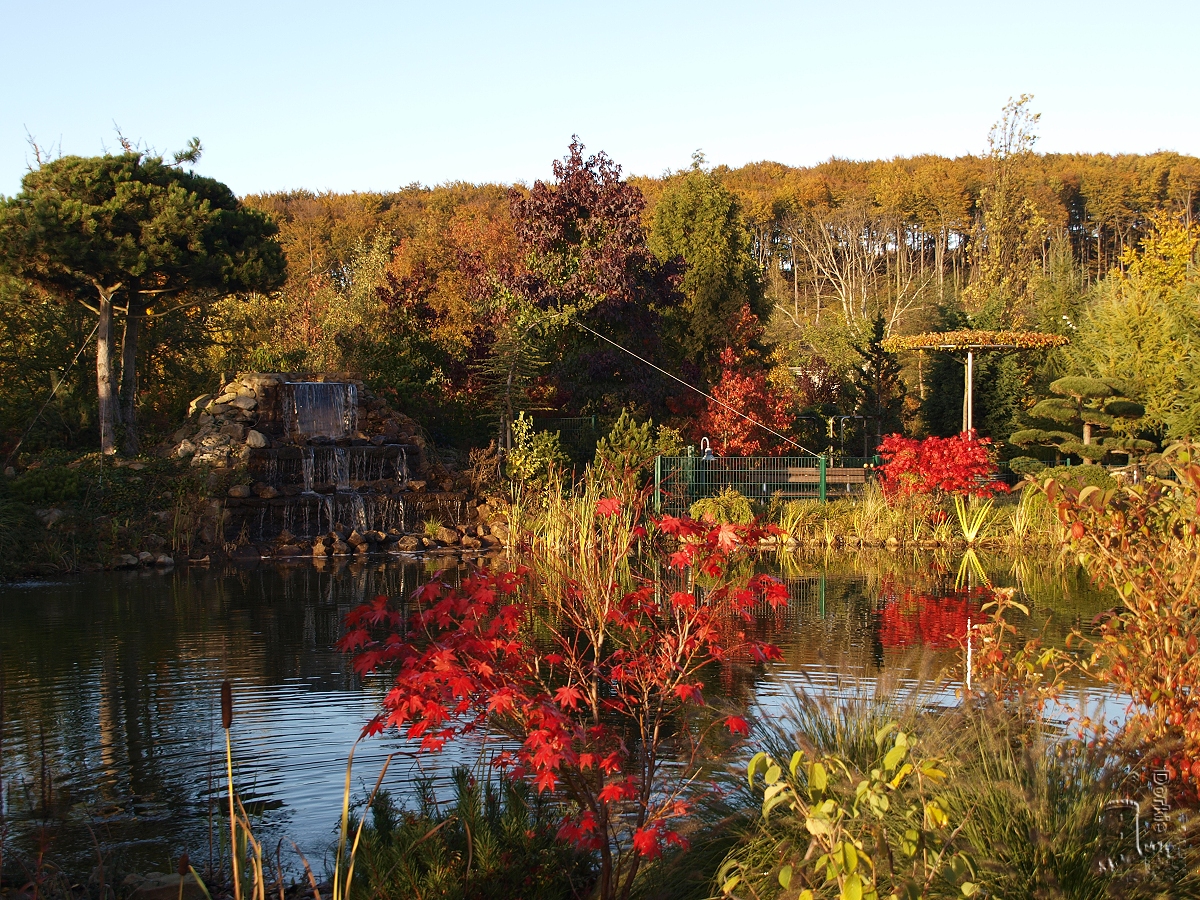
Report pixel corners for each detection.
[0,552,1120,879]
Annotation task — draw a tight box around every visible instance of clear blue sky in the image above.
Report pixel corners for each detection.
[2,0,1197,197]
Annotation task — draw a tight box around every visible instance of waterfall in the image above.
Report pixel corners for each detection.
[348,494,368,533]
[334,447,350,492]
[397,447,409,486]
[285,382,358,438]
[302,448,315,493]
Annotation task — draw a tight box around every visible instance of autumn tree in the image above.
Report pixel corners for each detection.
[648,156,765,376]
[506,138,684,419]
[0,148,286,454]
[965,95,1049,318]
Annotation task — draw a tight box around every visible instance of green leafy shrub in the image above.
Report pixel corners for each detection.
[689,487,755,525]
[505,413,568,485]
[5,466,80,504]
[1039,464,1115,490]
[348,768,594,900]
[1006,456,1045,477]
[718,721,978,900]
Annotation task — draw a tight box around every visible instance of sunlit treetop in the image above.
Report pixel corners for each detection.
[881,329,1070,352]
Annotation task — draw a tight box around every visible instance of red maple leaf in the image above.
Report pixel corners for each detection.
[724,715,750,736]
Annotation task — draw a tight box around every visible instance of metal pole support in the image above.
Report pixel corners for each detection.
[818,455,827,504]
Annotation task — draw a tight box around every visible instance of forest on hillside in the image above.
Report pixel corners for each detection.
[2,99,1198,463]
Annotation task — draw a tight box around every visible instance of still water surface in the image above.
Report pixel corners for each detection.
[0,553,1117,877]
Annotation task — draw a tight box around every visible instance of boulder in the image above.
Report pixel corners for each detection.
[113,554,141,569]
[230,395,257,410]
[330,540,351,555]
[220,423,246,442]
[228,485,252,499]
[252,483,280,499]
[188,394,214,416]
[246,429,269,449]
[347,530,367,547]
[137,551,155,565]
[435,526,460,545]
[275,545,302,557]
[490,523,510,543]
[461,535,482,550]
[154,555,174,567]
[215,392,239,404]
[35,508,65,527]
[407,480,427,492]
[175,440,196,458]
[395,535,422,552]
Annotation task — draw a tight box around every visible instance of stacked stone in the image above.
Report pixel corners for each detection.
[168,373,430,474]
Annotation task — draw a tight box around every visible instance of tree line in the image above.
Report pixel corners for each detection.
[2,99,1198,461]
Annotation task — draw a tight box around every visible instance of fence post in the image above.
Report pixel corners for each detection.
[654,455,662,514]
[818,454,827,503]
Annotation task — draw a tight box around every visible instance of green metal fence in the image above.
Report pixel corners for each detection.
[653,455,878,515]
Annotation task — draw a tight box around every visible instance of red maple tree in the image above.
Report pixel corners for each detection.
[697,347,795,456]
[338,494,785,900]
[876,431,1007,498]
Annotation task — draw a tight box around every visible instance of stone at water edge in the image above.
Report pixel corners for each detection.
[252,483,280,499]
[228,484,251,498]
[435,526,461,545]
[155,554,174,567]
[395,535,422,552]
[246,429,269,448]
[137,551,155,565]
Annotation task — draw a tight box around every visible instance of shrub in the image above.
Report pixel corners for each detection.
[1039,463,1115,490]
[1006,456,1045,477]
[5,466,80,505]
[1048,442,1200,801]
[339,494,785,900]
[877,433,1007,499]
[689,487,755,525]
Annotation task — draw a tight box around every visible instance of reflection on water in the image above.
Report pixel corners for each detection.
[0,552,1116,876]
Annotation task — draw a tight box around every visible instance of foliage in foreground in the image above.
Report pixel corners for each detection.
[348,769,594,900]
[339,492,784,900]
[714,691,1193,900]
[1050,441,1200,801]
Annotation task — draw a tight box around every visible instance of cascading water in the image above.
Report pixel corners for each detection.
[302,448,315,493]
[285,382,358,439]
[232,378,447,545]
[334,447,350,492]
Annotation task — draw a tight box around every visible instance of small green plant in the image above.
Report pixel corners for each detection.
[505,413,568,485]
[421,518,445,539]
[718,724,978,900]
[952,495,994,544]
[690,487,755,525]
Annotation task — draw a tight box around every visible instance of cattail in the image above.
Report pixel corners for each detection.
[177,852,189,877]
[220,680,233,730]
